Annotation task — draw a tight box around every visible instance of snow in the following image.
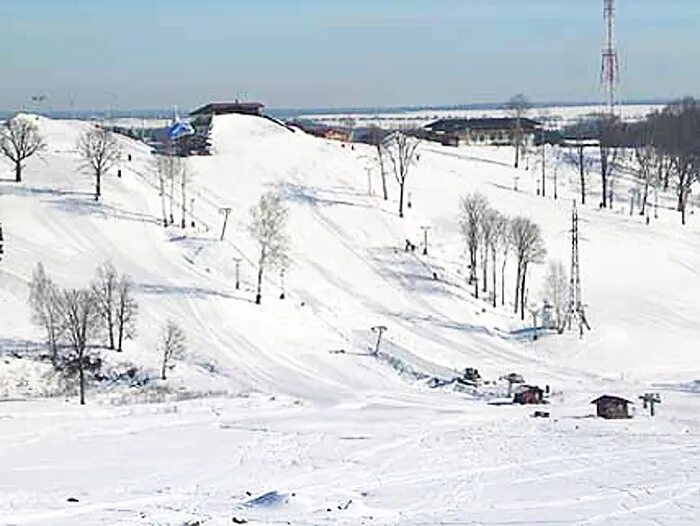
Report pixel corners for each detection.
[0,112,699,524]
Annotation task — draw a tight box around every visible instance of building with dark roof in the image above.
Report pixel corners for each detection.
[591,395,633,419]
[424,117,541,147]
[189,101,265,117]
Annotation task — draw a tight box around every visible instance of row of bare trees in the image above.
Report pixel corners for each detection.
[28,262,186,403]
[562,98,700,225]
[29,262,137,404]
[154,154,193,228]
[458,193,546,320]
[0,115,124,200]
[640,99,700,225]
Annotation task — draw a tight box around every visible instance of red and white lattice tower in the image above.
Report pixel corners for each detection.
[601,0,619,116]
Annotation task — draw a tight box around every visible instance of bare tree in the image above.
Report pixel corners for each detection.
[497,215,512,307]
[249,192,290,305]
[169,159,176,225]
[115,275,138,352]
[180,159,192,228]
[479,208,499,296]
[510,217,546,320]
[160,320,185,380]
[91,262,118,350]
[542,260,568,332]
[633,121,657,217]
[598,117,620,209]
[562,144,595,206]
[383,132,419,218]
[366,126,389,200]
[153,155,177,227]
[57,288,101,405]
[28,263,62,365]
[459,192,488,289]
[489,212,508,308]
[507,94,531,169]
[0,115,46,182]
[77,127,121,201]
[649,98,700,225]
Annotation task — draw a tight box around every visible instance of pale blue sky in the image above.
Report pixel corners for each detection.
[2,0,698,111]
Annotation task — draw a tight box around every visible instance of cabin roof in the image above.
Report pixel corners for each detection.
[591,395,633,405]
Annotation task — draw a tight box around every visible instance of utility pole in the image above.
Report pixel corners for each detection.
[0,222,4,261]
[219,207,232,241]
[420,226,431,255]
[370,325,387,356]
[233,257,241,290]
[564,200,591,338]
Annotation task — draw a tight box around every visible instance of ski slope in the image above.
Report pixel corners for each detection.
[0,113,699,525]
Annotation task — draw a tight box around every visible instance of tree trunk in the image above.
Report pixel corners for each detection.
[491,248,497,308]
[50,328,58,367]
[681,192,687,226]
[519,263,528,321]
[159,176,168,227]
[398,182,405,218]
[578,147,586,205]
[602,169,608,208]
[79,348,85,405]
[482,246,488,293]
[514,120,521,169]
[181,173,187,228]
[117,322,124,352]
[377,145,388,200]
[169,174,175,224]
[107,316,114,350]
[255,250,265,305]
[468,247,474,284]
[501,257,507,306]
[161,357,167,380]
[95,170,101,201]
[14,161,22,183]
[514,262,522,314]
[640,178,649,216]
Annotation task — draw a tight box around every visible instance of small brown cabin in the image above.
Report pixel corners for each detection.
[591,395,632,419]
[514,385,544,405]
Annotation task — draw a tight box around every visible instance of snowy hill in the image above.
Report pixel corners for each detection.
[1,113,699,524]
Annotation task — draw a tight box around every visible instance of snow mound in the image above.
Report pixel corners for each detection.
[210,113,295,155]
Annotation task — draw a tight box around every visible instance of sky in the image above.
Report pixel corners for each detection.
[1,0,699,111]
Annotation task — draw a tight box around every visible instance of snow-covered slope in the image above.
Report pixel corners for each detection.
[1,113,699,525]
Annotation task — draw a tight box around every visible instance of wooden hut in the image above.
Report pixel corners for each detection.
[513,385,544,405]
[591,395,633,419]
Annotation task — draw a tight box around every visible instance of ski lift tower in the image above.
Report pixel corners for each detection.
[564,200,591,338]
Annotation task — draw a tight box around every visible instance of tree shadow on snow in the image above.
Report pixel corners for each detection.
[136,283,253,303]
[276,182,373,209]
[49,196,161,225]
[0,184,90,198]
